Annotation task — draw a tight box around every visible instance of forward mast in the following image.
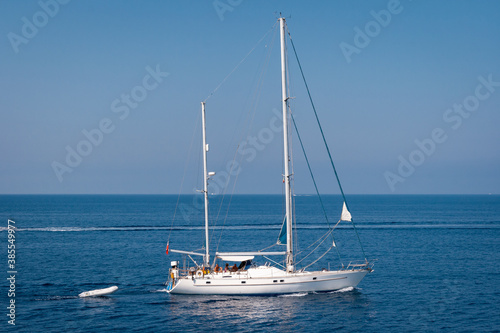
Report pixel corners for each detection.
[279,17,294,273]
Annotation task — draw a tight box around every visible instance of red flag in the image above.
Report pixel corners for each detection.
[166,242,169,255]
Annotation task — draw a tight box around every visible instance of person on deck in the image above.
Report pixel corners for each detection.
[231,264,238,272]
[238,260,248,270]
[214,264,220,273]
[224,263,229,272]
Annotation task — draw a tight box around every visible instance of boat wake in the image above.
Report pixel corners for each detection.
[278,292,308,297]
[153,289,169,293]
[33,295,78,301]
[0,223,497,233]
[328,286,354,294]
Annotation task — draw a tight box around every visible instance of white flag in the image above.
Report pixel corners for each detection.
[341,202,352,221]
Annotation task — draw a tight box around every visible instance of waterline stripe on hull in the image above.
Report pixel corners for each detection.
[190,276,348,288]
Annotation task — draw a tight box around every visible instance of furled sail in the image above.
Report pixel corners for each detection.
[341,202,352,221]
[277,216,287,245]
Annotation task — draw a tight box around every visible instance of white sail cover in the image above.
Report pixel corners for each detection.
[341,202,352,221]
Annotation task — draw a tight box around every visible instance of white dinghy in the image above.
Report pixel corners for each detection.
[78,286,118,298]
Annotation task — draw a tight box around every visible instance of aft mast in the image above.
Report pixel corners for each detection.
[279,17,294,273]
[201,102,210,267]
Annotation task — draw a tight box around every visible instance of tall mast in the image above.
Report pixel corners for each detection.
[201,102,210,267]
[280,17,293,272]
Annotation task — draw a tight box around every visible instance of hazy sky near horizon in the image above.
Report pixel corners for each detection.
[1,0,499,195]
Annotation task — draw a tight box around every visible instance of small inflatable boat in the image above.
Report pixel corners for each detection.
[78,286,118,298]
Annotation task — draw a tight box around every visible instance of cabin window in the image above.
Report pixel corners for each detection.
[313,277,317,280]
[280,280,284,283]
[206,281,211,284]
[273,280,277,283]
[241,281,246,284]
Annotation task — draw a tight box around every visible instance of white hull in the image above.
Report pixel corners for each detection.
[168,267,369,295]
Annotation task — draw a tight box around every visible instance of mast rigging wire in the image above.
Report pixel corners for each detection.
[203,22,278,103]
[290,112,343,264]
[212,24,278,255]
[286,26,367,261]
[167,111,201,245]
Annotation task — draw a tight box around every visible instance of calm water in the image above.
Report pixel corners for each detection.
[1,194,499,332]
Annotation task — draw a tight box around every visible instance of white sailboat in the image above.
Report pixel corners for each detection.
[166,17,373,295]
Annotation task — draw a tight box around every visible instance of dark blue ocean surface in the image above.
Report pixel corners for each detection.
[1,195,499,332]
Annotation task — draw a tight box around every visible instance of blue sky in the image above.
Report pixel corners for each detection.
[1,0,499,194]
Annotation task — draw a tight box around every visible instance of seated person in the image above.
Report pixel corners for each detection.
[230,264,238,272]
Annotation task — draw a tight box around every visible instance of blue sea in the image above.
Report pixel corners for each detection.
[1,194,499,332]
